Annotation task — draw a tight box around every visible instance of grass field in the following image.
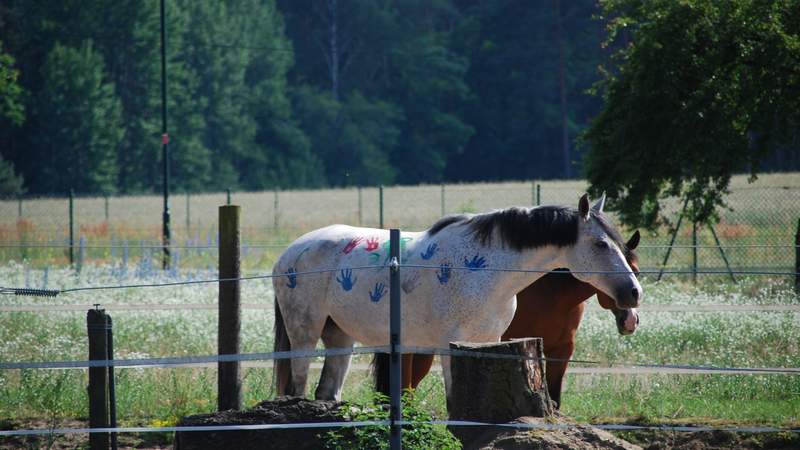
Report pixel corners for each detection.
[2,173,799,272]
[1,264,798,432]
[1,174,799,447]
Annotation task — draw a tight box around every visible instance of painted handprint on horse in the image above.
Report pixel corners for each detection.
[369,282,387,303]
[420,243,438,260]
[436,262,452,284]
[336,269,357,291]
[464,254,487,271]
[285,267,297,289]
[364,237,380,252]
[342,237,364,254]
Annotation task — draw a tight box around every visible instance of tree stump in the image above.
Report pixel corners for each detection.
[447,338,553,447]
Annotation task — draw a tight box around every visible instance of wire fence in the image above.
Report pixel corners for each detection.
[2,177,799,277]
[1,211,799,443]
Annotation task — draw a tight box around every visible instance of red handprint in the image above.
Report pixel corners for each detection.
[342,237,364,254]
[364,236,380,252]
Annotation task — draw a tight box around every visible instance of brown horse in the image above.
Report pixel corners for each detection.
[374,230,641,408]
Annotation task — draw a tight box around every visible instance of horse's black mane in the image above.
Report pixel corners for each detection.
[427,206,631,254]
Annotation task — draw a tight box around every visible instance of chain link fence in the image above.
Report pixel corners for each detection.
[2,175,798,277]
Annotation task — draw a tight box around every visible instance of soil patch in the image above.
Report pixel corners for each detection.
[0,418,171,449]
[615,428,800,450]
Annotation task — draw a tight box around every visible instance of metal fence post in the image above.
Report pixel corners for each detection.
[795,218,800,293]
[692,220,698,284]
[104,194,109,222]
[441,184,445,216]
[186,192,191,237]
[218,204,241,411]
[658,198,689,282]
[87,307,109,450]
[389,229,402,450]
[379,186,384,229]
[357,187,363,226]
[69,190,75,267]
[536,183,541,206]
[273,189,279,230]
[226,188,231,205]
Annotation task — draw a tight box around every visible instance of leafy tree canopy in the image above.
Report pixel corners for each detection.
[584,0,800,229]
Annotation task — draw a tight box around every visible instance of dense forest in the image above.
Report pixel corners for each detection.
[0,0,797,195]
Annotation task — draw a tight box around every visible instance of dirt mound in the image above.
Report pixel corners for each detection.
[618,428,800,450]
[463,416,642,450]
[174,396,345,450]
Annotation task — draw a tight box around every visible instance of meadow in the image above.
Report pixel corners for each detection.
[2,172,799,272]
[1,174,799,446]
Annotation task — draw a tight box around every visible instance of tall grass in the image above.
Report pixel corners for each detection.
[0,264,797,427]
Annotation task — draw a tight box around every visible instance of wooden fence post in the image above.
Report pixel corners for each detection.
[218,204,241,411]
[106,314,117,450]
[87,307,109,450]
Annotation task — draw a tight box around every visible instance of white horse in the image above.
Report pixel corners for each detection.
[272,194,642,400]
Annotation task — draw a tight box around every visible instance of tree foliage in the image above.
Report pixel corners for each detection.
[584,0,800,228]
[0,41,25,194]
[0,0,797,195]
[31,41,122,193]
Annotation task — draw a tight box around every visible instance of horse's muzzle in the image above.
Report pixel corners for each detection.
[615,308,639,335]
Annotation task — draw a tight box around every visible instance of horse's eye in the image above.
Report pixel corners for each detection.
[595,240,609,250]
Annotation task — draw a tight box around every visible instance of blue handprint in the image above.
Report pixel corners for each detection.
[436,262,452,284]
[369,282,387,303]
[464,254,487,271]
[420,243,438,260]
[336,269,357,291]
[286,267,298,289]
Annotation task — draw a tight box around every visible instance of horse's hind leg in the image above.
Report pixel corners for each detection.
[315,317,354,401]
[284,312,328,398]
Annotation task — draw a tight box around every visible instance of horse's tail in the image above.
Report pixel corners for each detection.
[273,296,293,396]
[371,353,391,397]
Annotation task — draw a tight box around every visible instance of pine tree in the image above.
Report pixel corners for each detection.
[30,41,122,193]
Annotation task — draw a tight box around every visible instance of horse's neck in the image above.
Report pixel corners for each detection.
[471,236,569,302]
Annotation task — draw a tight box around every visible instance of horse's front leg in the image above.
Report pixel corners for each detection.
[315,318,355,401]
[544,343,575,409]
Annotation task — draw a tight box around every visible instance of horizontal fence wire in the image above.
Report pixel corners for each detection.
[3,303,799,313]
[0,242,292,249]
[1,345,798,375]
[2,242,799,249]
[0,419,798,438]
[2,264,800,298]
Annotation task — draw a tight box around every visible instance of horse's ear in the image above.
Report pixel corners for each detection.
[626,230,641,250]
[578,194,590,220]
[592,192,606,213]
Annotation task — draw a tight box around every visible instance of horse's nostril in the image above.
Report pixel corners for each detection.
[631,288,639,301]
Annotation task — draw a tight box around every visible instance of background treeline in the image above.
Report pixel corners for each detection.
[1,0,798,195]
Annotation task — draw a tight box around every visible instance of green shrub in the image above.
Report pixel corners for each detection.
[320,391,461,449]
